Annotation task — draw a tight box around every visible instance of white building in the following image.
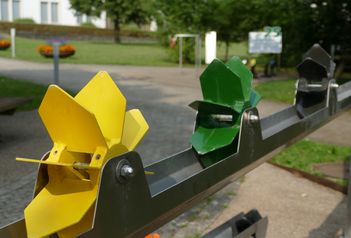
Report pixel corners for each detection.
[0,0,107,28]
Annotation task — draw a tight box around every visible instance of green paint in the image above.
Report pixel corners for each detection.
[190,57,261,167]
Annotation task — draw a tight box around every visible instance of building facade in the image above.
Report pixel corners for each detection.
[0,0,107,28]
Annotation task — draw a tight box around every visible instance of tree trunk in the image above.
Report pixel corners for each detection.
[114,19,121,43]
[225,40,230,61]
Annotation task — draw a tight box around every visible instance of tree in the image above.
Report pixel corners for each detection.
[154,0,209,63]
[202,0,261,60]
[70,0,151,43]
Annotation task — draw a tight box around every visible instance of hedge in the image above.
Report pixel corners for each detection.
[0,21,157,41]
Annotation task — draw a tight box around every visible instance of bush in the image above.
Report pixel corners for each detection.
[0,39,11,50]
[14,18,35,24]
[168,37,196,64]
[80,22,96,28]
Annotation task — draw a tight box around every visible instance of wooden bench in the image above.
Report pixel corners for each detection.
[0,97,31,115]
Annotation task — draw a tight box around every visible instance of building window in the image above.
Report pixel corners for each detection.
[0,0,9,21]
[13,0,20,20]
[51,2,58,23]
[40,1,48,23]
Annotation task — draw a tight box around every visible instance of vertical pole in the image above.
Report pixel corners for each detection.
[331,44,336,61]
[345,158,351,238]
[195,35,201,78]
[53,42,60,85]
[199,36,202,69]
[195,35,199,77]
[10,28,16,58]
[179,37,183,68]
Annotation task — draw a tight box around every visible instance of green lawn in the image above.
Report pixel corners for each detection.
[272,139,351,179]
[0,37,249,66]
[254,79,296,104]
[0,76,48,110]
[0,37,174,66]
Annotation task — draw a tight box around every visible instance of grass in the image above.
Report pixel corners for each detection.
[271,139,351,179]
[0,37,174,66]
[0,76,48,110]
[254,79,296,104]
[254,74,351,105]
[0,36,249,66]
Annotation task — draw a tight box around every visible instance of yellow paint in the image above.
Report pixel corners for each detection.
[19,71,149,238]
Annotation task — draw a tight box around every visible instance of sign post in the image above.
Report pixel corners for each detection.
[10,28,16,58]
[53,42,60,85]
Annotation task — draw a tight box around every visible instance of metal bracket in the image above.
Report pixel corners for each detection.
[295,44,337,118]
[202,209,268,238]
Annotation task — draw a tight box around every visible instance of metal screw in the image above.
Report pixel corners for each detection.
[95,154,101,160]
[330,83,339,88]
[120,165,135,178]
[248,113,259,124]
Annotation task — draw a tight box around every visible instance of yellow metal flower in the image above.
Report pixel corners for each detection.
[18,71,149,238]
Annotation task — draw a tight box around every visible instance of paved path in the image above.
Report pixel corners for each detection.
[207,163,346,238]
[0,57,350,236]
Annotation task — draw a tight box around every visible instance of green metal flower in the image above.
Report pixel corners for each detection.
[190,57,261,166]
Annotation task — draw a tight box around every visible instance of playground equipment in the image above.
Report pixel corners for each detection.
[0,44,351,238]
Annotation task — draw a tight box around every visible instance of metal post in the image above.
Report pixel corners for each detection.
[10,28,15,58]
[179,37,183,68]
[345,157,351,238]
[53,42,60,85]
[195,35,198,77]
[195,35,201,78]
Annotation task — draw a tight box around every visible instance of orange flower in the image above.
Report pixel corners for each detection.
[38,44,75,58]
[0,39,11,49]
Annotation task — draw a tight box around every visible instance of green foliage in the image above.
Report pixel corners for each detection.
[0,76,48,110]
[70,0,151,42]
[155,0,351,66]
[168,38,196,64]
[154,0,208,63]
[154,0,208,34]
[80,22,96,28]
[13,18,36,24]
[271,139,351,177]
[254,79,296,104]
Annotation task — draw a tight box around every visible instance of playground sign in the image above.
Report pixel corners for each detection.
[249,26,282,54]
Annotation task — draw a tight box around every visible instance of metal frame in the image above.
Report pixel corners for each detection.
[2,79,351,238]
[76,80,350,237]
[174,33,201,76]
[202,209,268,238]
[1,44,351,238]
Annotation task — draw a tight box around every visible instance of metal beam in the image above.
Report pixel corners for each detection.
[76,80,351,238]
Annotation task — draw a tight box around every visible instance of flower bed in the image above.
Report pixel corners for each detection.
[0,39,11,50]
[38,44,75,58]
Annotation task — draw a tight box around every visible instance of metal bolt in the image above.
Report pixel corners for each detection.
[249,114,259,124]
[330,83,339,88]
[120,165,135,178]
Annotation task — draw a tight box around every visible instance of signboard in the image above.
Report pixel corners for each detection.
[249,27,282,54]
